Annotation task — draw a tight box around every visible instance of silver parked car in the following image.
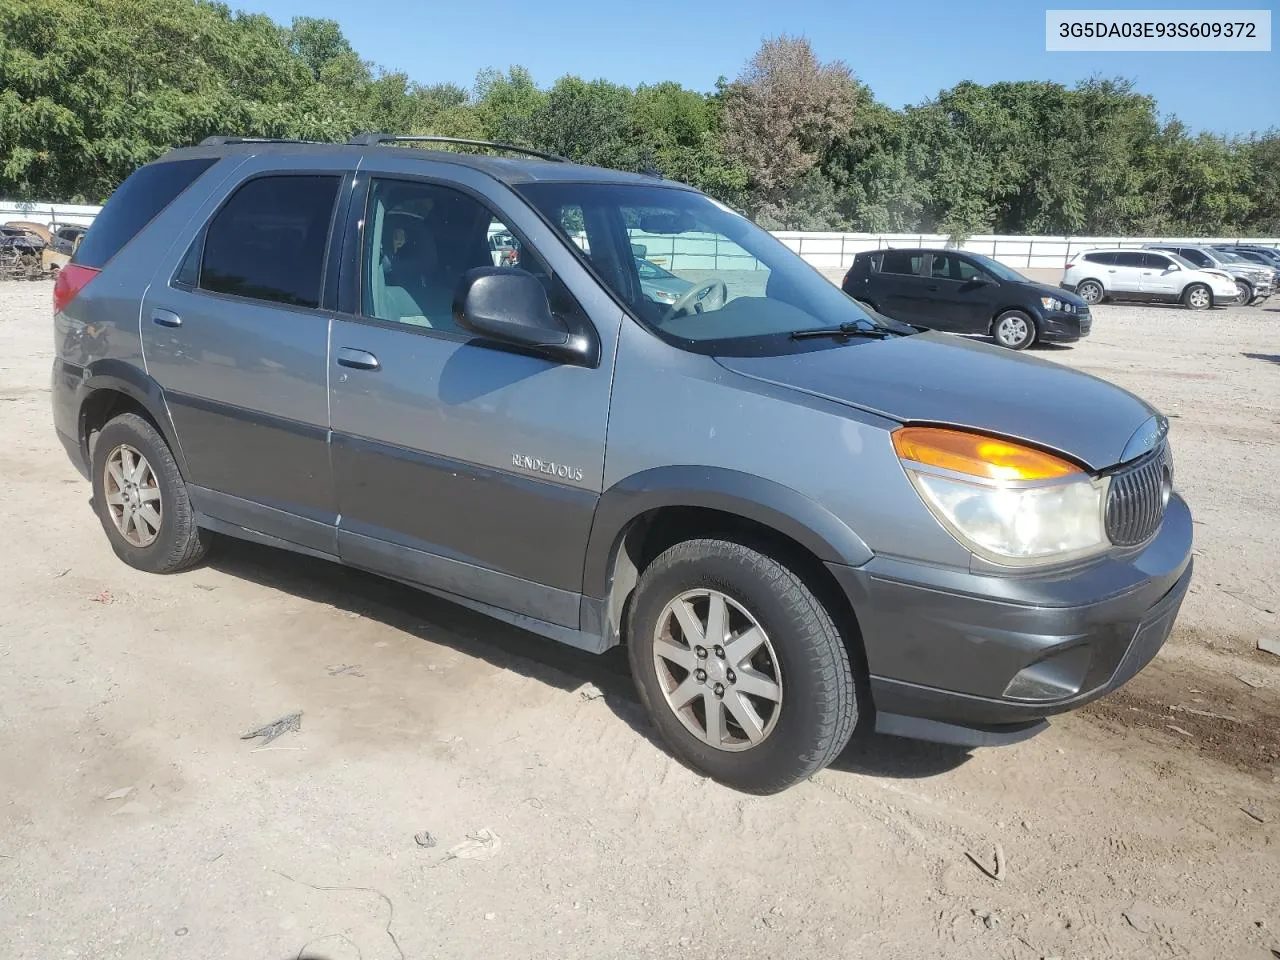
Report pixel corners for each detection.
[1145,243,1273,305]
[51,135,1193,793]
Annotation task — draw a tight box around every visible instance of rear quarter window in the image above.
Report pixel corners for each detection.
[73,158,216,269]
[1083,252,1116,265]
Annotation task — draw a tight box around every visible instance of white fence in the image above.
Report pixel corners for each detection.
[1,201,100,229]
[5,200,1278,273]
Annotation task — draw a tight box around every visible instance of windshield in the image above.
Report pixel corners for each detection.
[965,254,1028,283]
[1212,249,1243,263]
[634,257,675,280]
[515,182,905,353]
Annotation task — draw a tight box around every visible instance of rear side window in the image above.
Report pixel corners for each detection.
[198,175,340,309]
[1114,252,1146,268]
[73,158,216,269]
[879,250,924,276]
[1083,251,1116,265]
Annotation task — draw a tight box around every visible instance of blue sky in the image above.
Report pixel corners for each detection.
[251,0,1278,136]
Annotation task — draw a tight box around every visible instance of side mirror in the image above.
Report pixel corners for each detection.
[455,266,568,350]
[1166,263,1181,272]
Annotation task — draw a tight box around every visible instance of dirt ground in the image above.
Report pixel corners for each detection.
[1,279,1277,960]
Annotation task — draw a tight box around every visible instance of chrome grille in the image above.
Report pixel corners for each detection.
[1105,444,1172,547]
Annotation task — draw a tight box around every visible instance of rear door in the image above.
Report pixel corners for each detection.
[141,154,353,553]
[922,253,999,332]
[1139,252,1180,298]
[869,250,930,323]
[1109,251,1146,293]
[326,162,620,630]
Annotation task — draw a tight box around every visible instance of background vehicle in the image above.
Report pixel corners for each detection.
[634,255,693,305]
[49,223,87,256]
[52,135,1191,793]
[1145,243,1272,305]
[1062,248,1236,309]
[842,247,1090,350]
[1210,244,1280,287]
[0,224,46,280]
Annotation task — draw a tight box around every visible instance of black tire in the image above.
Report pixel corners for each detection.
[1182,283,1212,310]
[627,538,858,794]
[1076,279,1104,305]
[1233,280,1252,306]
[90,412,210,573]
[992,309,1036,350]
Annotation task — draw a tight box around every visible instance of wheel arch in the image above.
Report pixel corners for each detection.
[78,360,189,479]
[584,468,873,676]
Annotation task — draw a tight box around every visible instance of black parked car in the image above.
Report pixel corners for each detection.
[843,248,1091,350]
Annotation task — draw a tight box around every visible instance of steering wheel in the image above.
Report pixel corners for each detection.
[662,279,728,322]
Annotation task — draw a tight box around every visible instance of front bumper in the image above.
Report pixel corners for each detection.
[1038,308,1091,342]
[829,492,1193,747]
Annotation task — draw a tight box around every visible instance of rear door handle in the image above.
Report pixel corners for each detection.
[152,309,182,328]
[337,347,380,371]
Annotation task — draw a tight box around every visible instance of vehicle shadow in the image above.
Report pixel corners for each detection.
[205,537,970,782]
[1242,352,1280,366]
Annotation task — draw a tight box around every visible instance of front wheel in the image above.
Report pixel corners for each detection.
[1234,280,1253,305]
[1183,283,1212,310]
[993,309,1036,350]
[627,539,858,794]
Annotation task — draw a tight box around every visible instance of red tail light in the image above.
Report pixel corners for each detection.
[53,263,100,314]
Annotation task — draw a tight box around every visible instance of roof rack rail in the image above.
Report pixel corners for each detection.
[347,133,568,163]
[199,136,327,146]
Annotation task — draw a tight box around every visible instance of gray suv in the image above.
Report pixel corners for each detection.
[51,136,1193,793]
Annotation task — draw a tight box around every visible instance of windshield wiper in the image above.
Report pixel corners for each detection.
[790,321,896,341]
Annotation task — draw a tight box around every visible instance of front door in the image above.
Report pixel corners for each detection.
[1139,252,1181,298]
[141,157,353,553]
[923,253,999,332]
[328,170,619,629]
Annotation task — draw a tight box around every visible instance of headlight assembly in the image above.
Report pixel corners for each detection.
[893,427,1108,566]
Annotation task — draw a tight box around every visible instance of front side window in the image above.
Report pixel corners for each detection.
[199,175,340,308]
[361,178,586,340]
[1142,253,1172,269]
[930,254,983,282]
[1179,248,1209,267]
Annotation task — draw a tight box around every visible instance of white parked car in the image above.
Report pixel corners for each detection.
[1062,249,1238,310]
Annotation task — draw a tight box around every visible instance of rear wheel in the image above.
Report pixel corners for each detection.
[993,309,1036,350]
[627,538,858,794]
[91,412,210,573]
[1183,283,1211,310]
[1076,280,1104,305]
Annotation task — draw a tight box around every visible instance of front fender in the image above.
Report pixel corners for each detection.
[581,465,873,598]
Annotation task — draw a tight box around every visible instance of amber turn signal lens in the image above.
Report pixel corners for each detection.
[892,427,1082,481]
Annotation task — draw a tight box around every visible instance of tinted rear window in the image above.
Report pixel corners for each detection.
[879,250,924,276]
[198,175,340,309]
[73,158,216,269]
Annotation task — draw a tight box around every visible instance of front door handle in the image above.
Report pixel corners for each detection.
[152,309,182,328]
[337,347,380,371]
[926,284,939,291]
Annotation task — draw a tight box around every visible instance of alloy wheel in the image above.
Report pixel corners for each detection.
[104,443,162,547]
[1188,286,1210,309]
[1078,281,1102,304]
[996,314,1029,347]
[651,589,783,752]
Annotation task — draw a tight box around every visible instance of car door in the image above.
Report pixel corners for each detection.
[327,164,620,630]
[141,156,354,554]
[1139,252,1180,298]
[871,250,930,324]
[922,253,999,332]
[1109,252,1146,293]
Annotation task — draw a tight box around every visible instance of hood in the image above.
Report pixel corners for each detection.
[716,333,1157,470]
[1015,278,1088,308]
